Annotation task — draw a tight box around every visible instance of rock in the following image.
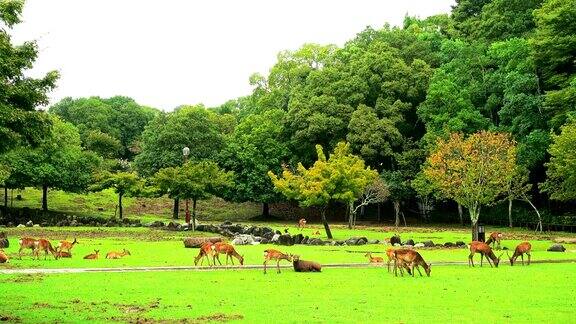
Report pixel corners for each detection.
[404,239,415,246]
[271,234,280,243]
[444,242,455,248]
[69,220,78,227]
[253,236,262,242]
[166,221,180,231]
[148,221,165,228]
[301,236,309,244]
[275,230,282,235]
[25,220,33,227]
[336,240,345,246]
[32,224,40,228]
[390,235,401,246]
[17,224,25,228]
[262,231,274,240]
[308,238,324,245]
[262,227,274,234]
[278,234,294,246]
[345,237,368,245]
[422,240,434,247]
[260,238,270,244]
[547,244,566,252]
[232,234,255,245]
[293,233,304,244]
[414,243,425,248]
[455,241,466,247]
[367,239,380,244]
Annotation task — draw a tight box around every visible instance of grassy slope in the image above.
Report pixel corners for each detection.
[1,264,575,323]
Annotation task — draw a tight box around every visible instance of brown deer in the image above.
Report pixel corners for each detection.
[106,249,131,259]
[57,238,79,254]
[393,249,431,277]
[468,241,502,267]
[0,249,8,263]
[385,248,396,272]
[55,251,72,258]
[18,237,37,259]
[263,249,292,274]
[485,232,503,249]
[365,252,383,263]
[212,242,244,266]
[508,242,532,266]
[84,250,100,259]
[292,255,321,272]
[297,218,307,230]
[194,242,214,266]
[33,239,57,260]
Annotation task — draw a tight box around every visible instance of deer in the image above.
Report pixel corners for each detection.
[468,241,502,267]
[485,232,503,249]
[84,250,100,259]
[33,239,58,260]
[263,249,292,274]
[18,237,38,259]
[292,254,321,272]
[57,238,79,254]
[0,249,8,263]
[212,242,244,266]
[194,242,214,266]
[385,248,396,272]
[55,251,72,258]
[507,241,532,266]
[106,249,131,259]
[297,218,307,230]
[393,249,429,277]
[365,252,383,263]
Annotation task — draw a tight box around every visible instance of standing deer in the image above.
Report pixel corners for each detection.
[508,242,532,266]
[212,242,244,266]
[365,252,383,263]
[84,250,100,259]
[0,249,8,263]
[468,241,502,267]
[263,249,292,274]
[297,218,307,230]
[485,232,503,249]
[106,249,131,259]
[385,248,396,272]
[194,242,214,266]
[18,237,37,259]
[57,238,79,254]
[393,249,430,277]
[33,239,57,260]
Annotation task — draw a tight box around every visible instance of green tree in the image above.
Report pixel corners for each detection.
[423,131,517,240]
[84,130,122,158]
[0,0,58,153]
[90,171,142,219]
[269,142,377,239]
[153,161,233,229]
[541,119,576,201]
[0,161,10,207]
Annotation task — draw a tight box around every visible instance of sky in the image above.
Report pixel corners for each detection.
[11,0,456,111]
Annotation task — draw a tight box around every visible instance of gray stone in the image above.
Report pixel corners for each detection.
[25,220,33,227]
[308,238,324,245]
[404,239,415,246]
[232,234,255,245]
[260,238,270,244]
[444,242,455,247]
[271,233,280,243]
[367,239,380,244]
[148,221,165,228]
[414,243,425,248]
[547,244,566,252]
[32,224,40,228]
[293,233,304,244]
[278,234,294,246]
[17,224,25,228]
[423,240,434,247]
[390,235,401,245]
[455,241,466,247]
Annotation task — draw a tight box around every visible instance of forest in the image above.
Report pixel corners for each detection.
[2,0,576,234]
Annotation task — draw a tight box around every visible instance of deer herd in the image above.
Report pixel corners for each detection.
[0,230,534,276]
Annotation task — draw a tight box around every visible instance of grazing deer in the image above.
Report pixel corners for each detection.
[57,238,79,253]
[0,249,8,263]
[33,239,57,260]
[485,232,503,249]
[468,241,502,267]
[106,249,131,259]
[55,251,72,258]
[393,249,429,277]
[365,252,383,263]
[194,242,214,266]
[263,249,292,274]
[18,237,37,259]
[84,250,100,259]
[508,242,532,266]
[212,242,244,266]
[297,218,307,230]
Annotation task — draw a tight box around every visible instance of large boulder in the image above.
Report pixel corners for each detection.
[444,242,455,248]
[271,233,281,243]
[278,234,294,246]
[367,239,380,244]
[455,241,467,247]
[346,237,368,245]
[166,221,181,231]
[301,236,309,245]
[25,220,33,227]
[308,238,324,245]
[292,233,304,244]
[390,235,401,246]
[148,221,165,228]
[547,244,566,252]
[422,240,435,248]
[232,234,255,245]
[404,239,415,246]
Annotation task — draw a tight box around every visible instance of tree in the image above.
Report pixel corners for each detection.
[153,161,233,230]
[269,142,377,239]
[411,171,437,223]
[0,162,10,207]
[90,171,142,219]
[541,119,576,201]
[84,130,122,158]
[348,177,389,229]
[0,0,58,154]
[505,167,543,231]
[381,170,412,227]
[423,131,517,240]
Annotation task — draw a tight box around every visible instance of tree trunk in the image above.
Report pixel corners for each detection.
[457,203,464,226]
[377,203,381,223]
[42,184,48,212]
[321,206,333,239]
[524,197,543,232]
[192,198,197,232]
[348,202,353,229]
[469,204,480,241]
[262,202,270,218]
[118,192,123,219]
[471,219,478,241]
[3,187,7,208]
[393,201,400,227]
[508,198,513,228]
[172,198,179,219]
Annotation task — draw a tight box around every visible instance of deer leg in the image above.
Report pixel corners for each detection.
[415,265,423,277]
[263,259,268,274]
[527,253,531,265]
[276,260,281,274]
[480,253,484,267]
[521,254,524,266]
[229,254,234,266]
[387,259,391,273]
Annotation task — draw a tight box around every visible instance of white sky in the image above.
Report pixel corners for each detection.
[11,0,455,111]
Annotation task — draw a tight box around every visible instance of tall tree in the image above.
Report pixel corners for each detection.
[541,118,576,201]
[90,171,142,219]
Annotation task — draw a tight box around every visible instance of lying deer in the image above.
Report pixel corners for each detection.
[263,249,292,274]
[468,241,502,267]
[84,250,100,259]
[18,237,37,259]
[33,239,58,260]
[57,238,79,254]
[194,242,214,266]
[106,249,131,259]
[212,242,244,266]
[508,241,532,266]
[0,249,8,263]
[393,249,430,277]
[365,252,383,263]
[292,255,321,272]
[55,251,72,258]
[297,218,307,230]
[485,232,503,249]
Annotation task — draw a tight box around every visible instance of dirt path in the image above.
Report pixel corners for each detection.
[1,259,575,275]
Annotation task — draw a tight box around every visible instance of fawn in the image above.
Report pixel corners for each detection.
[84,250,100,259]
[263,249,292,274]
[106,249,131,259]
[365,252,383,263]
